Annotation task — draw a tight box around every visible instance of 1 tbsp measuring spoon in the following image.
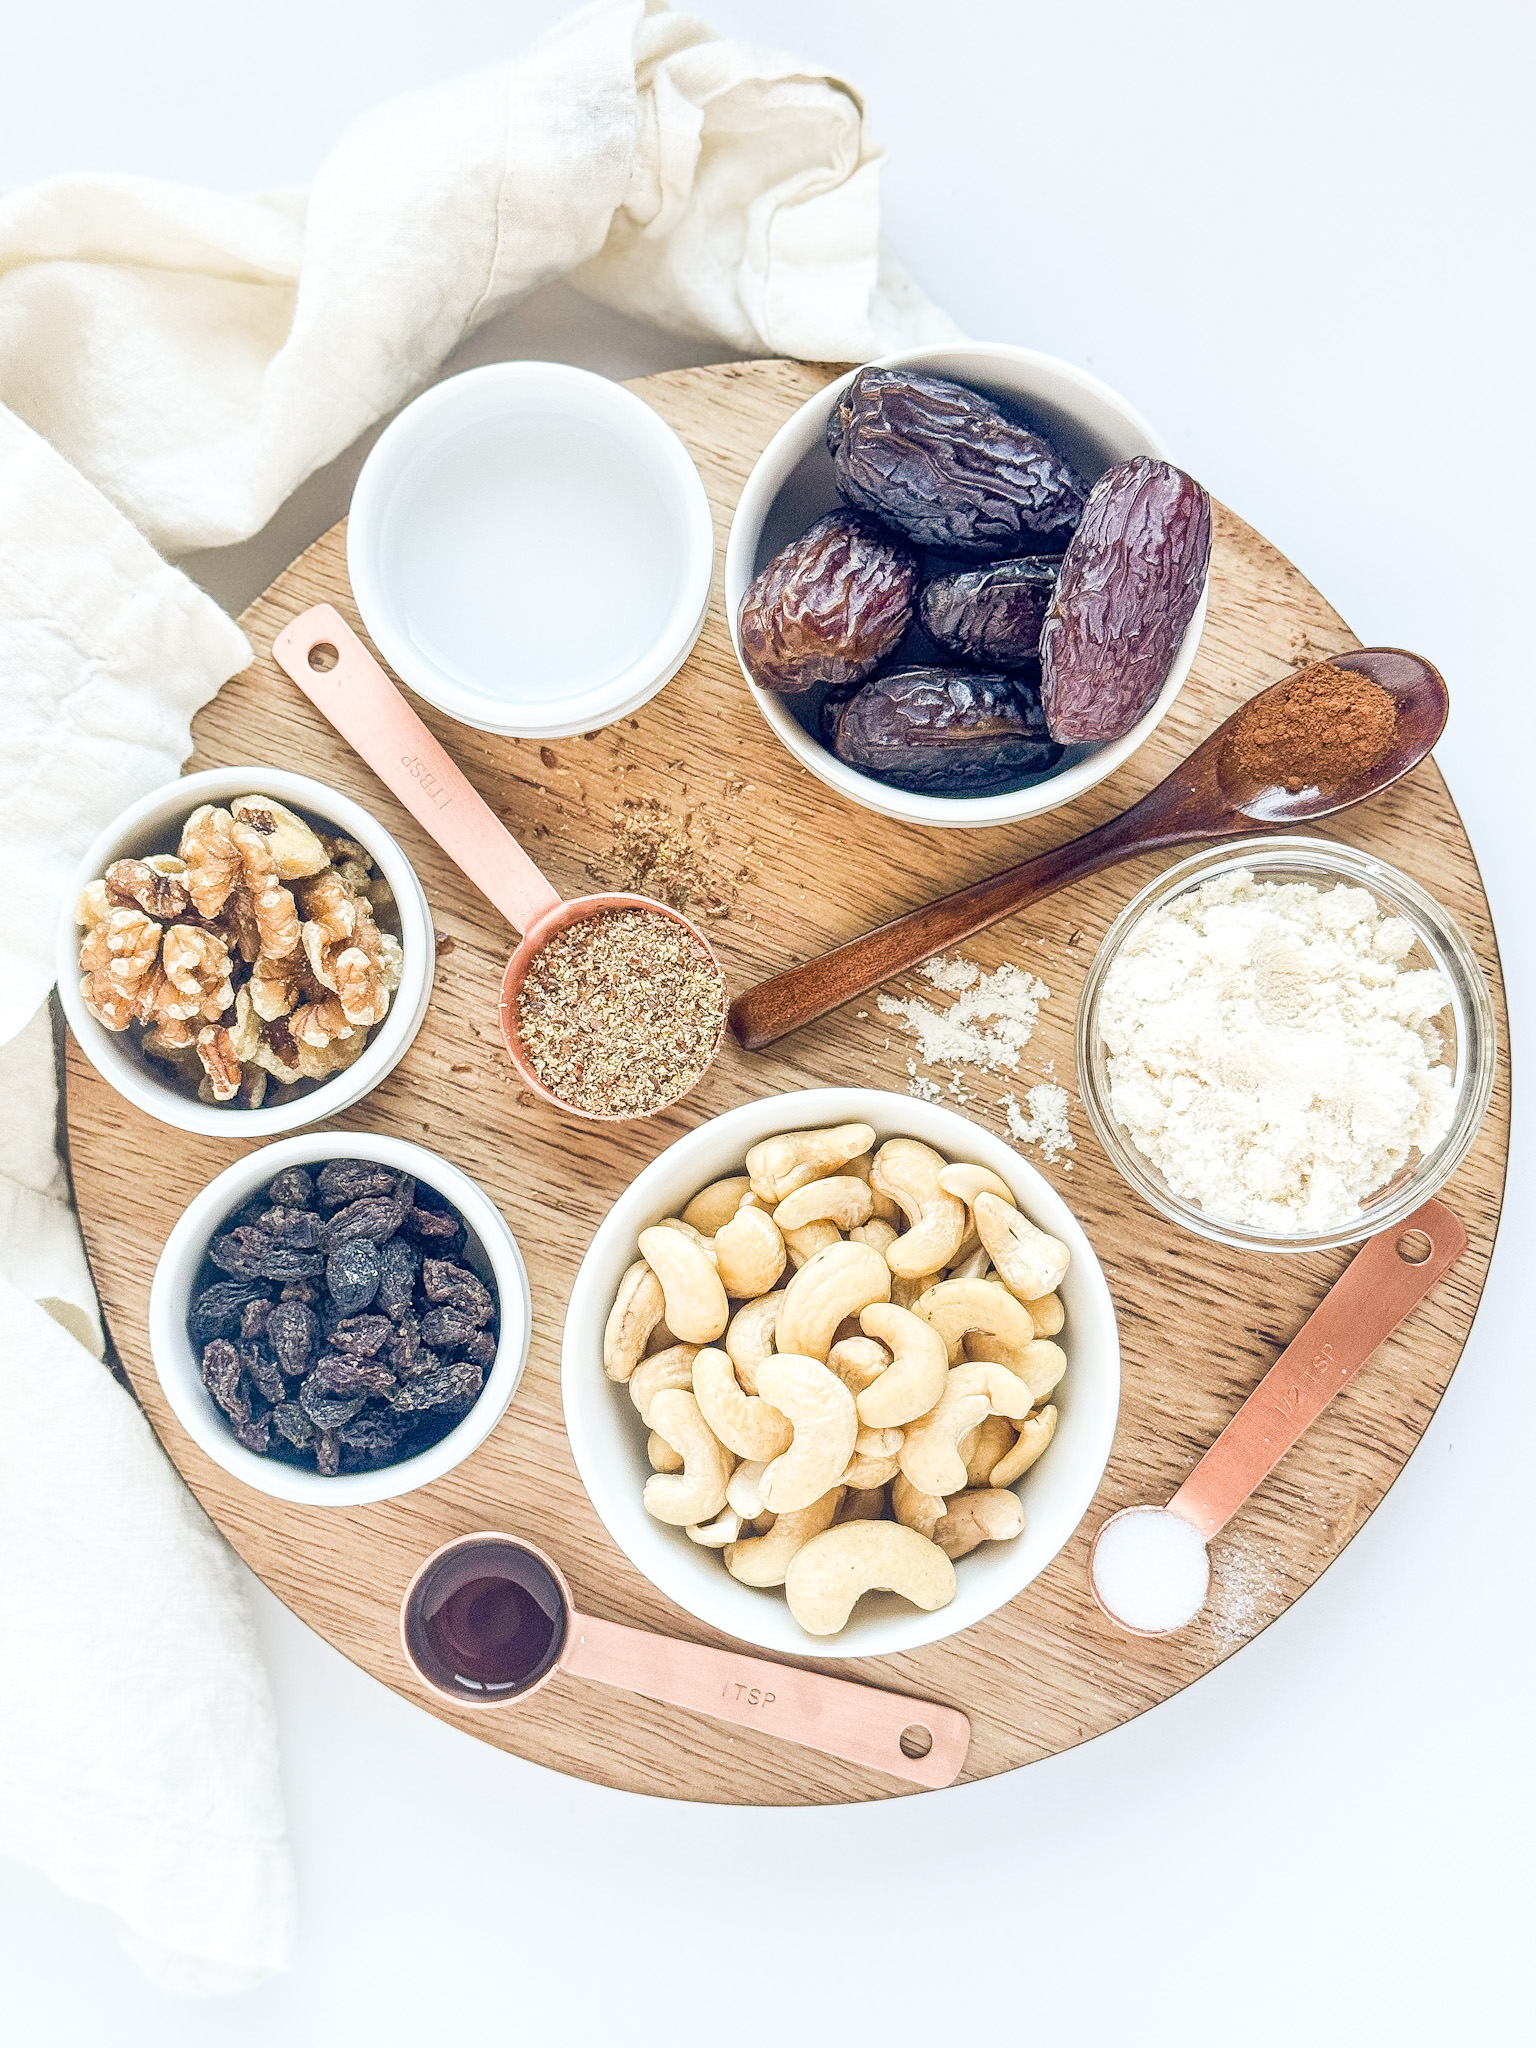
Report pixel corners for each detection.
[1088,1198,1469,1636]
[272,604,726,1120]
[400,1531,971,1788]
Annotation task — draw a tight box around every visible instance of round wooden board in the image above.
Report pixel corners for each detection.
[66,360,1510,1804]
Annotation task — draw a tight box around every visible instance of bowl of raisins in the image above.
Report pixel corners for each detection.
[149,1136,531,1504]
[725,343,1210,830]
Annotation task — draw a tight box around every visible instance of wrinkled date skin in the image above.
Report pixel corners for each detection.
[831,666,1063,796]
[919,556,1059,667]
[1039,458,1212,743]
[737,510,917,695]
[827,369,1087,555]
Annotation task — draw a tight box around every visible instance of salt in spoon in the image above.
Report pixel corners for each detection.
[729,647,1447,1051]
[1088,1198,1468,1637]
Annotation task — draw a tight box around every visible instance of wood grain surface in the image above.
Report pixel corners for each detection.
[64,360,1510,1804]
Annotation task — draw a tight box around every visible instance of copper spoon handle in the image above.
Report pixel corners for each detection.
[272,603,563,936]
[560,1610,971,1788]
[1167,1199,1468,1540]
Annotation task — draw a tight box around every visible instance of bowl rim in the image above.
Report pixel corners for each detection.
[148,1131,532,1506]
[56,765,435,1138]
[723,339,1206,831]
[1075,834,1500,1252]
[346,359,715,740]
[560,1084,1121,1659]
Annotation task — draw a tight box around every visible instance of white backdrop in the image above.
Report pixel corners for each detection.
[3,2,1532,2040]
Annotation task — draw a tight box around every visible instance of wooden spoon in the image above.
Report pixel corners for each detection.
[729,648,1447,1051]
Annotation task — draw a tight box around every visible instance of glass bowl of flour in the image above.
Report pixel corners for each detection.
[1077,837,1497,1251]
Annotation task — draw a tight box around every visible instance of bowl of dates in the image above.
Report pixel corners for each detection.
[58,766,434,1136]
[725,344,1211,829]
[150,1135,531,1504]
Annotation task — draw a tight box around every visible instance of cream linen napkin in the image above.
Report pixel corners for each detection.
[0,0,953,1991]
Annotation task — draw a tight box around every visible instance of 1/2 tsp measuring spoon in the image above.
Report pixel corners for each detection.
[1088,1198,1468,1636]
[400,1530,971,1788]
[272,604,726,1121]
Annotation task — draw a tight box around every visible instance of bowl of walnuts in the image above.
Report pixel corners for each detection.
[56,766,434,1135]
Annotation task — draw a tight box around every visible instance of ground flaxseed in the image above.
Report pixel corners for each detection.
[515,907,724,1118]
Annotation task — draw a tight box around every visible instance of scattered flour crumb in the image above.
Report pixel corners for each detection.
[905,1058,940,1103]
[879,954,1050,1073]
[1000,1083,1076,1163]
[919,954,981,994]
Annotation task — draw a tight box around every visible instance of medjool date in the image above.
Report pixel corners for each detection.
[830,667,1063,796]
[919,557,1059,667]
[737,510,917,696]
[828,369,1086,555]
[1039,458,1211,743]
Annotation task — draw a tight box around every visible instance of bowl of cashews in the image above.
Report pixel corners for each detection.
[562,1087,1120,1658]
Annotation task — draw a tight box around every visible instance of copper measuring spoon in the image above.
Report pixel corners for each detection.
[272,604,725,1120]
[730,647,1448,1050]
[1088,1198,1468,1637]
[400,1531,971,1788]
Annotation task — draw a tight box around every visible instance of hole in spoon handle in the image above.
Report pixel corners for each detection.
[1167,1198,1469,1540]
[271,603,562,936]
[559,1611,970,1788]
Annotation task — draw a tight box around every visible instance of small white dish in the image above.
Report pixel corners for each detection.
[347,362,715,739]
[561,1086,1121,1660]
[724,341,1208,831]
[150,1133,532,1506]
[58,767,434,1138]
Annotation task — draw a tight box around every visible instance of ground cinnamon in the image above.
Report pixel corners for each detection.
[1222,660,1398,794]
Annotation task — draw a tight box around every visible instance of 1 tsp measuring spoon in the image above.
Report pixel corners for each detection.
[1089,1198,1469,1636]
[400,1531,971,1788]
[272,604,726,1120]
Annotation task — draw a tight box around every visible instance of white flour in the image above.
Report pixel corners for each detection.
[879,954,1050,1075]
[1001,1082,1076,1163]
[1098,870,1455,1233]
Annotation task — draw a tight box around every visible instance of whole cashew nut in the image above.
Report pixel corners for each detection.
[725,1293,783,1393]
[652,1216,719,1262]
[603,1258,666,1381]
[686,1506,743,1548]
[637,1226,729,1344]
[892,1471,946,1540]
[628,1343,699,1426]
[974,1192,1071,1304]
[899,1362,1031,1496]
[682,1176,752,1234]
[755,1353,859,1513]
[647,1429,683,1473]
[724,1487,843,1586]
[691,1346,795,1462]
[962,1412,1017,1488]
[746,1122,876,1205]
[845,1149,902,1224]
[989,1404,1058,1486]
[855,1301,949,1429]
[826,1334,892,1395]
[1020,1290,1065,1339]
[641,1389,733,1526]
[725,1458,770,1519]
[781,1218,842,1270]
[784,1521,956,1637]
[932,1488,1025,1560]
[849,1217,899,1256]
[775,1239,891,1364]
[772,1176,874,1233]
[873,1139,967,1281]
[912,1275,1037,1369]
[936,1162,1017,1209]
[712,1205,787,1299]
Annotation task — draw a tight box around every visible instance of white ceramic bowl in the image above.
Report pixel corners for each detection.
[562,1087,1121,1659]
[724,341,1209,830]
[347,361,715,739]
[149,1133,532,1506]
[58,767,434,1138]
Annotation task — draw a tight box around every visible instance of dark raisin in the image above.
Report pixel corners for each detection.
[279,1280,318,1304]
[257,1206,327,1249]
[388,1317,439,1381]
[324,1197,406,1249]
[831,666,1063,795]
[316,1161,400,1208]
[239,1297,271,1342]
[298,1374,369,1431]
[189,1280,270,1346]
[307,1354,395,1398]
[209,1227,324,1282]
[389,1360,483,1413]
[376,1239,419,1321]
[315,1430,341,1477]
[200,1339,249,1424]
[421,1260,495,1327]
[242,1342,287,1407]
[329,1314,394,1358]
[402,1205,459,1241]
[326,1239,383,1314]
[737,510,917,696]
[266,1166,316,1209]
[828,368,1086,555]
[419,1306,482,1351]
[337,1407,406,1465]
[266,1299,318,1377]
[1038,457,1212,743]
[272,1401,315,1451]
[230,1412,272,1455]
[919,556,1059,667]
[463,1328,498,1371]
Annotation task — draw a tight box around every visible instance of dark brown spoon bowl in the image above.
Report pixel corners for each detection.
[730,648,1448,1051]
